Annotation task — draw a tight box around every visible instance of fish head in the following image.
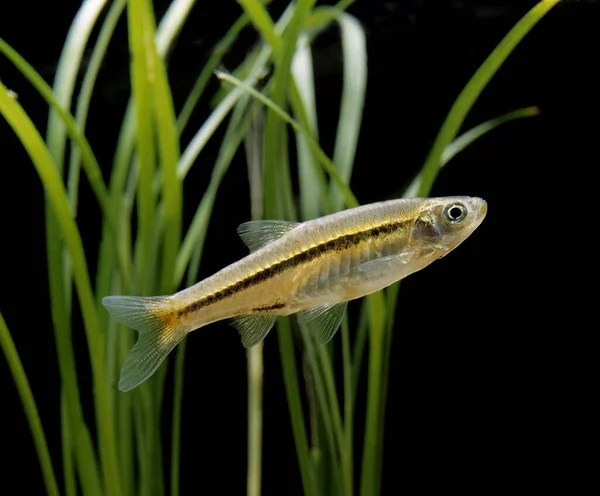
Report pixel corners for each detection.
[412,196,487,254]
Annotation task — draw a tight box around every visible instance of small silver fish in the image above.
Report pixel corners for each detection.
[103,196,487,391]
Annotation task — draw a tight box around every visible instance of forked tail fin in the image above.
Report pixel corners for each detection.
[102,295,185,392]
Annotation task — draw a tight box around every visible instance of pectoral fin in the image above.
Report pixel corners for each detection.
[358,252,414,274]
[297,301,348,344]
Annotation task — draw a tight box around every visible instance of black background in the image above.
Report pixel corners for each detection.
[0,1,595,494]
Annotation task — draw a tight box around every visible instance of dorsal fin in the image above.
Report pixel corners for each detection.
[237,220,301,252]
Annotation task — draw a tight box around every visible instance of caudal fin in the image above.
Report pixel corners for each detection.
[102,295,185,392]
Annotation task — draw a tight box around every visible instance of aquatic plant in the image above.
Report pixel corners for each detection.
[0,1,558,494]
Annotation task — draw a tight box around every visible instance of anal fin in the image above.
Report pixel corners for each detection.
[230,314,278,347]
[297,301,348,344]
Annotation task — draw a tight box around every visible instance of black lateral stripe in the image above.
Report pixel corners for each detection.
[178,219,409,315]
[252,303,286,312]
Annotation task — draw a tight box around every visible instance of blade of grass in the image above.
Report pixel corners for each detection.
[215,71,359,209]
[417,0,560,197]
[299,325,342,492]
[176,9,256,133]
[403,106,540,198]
[145,3,183,295]
[291,34,329,220]
[0,312,60,496]
[239,0,315,220]
[326,10,367,212]
[366,5,560,493]
[0,82,120,496]
[374,281,401,487]
[278,319,317,496]
[128,0,157,295]
[0,38,128,277]
[46,0,108,180]
[174,96,257,284]
[244,108,265,496]
[359,291,386,496]
[0,46,108,493]
[67,0,126,217]
[246,338,264,496]
[46,22,110,469]
[170,337,186,496]
[351,300,370,397]
[237,0,282,57]
[341,313,353,496]
[60,391,76,496]
[237,6,324,493]
[127,3,160,486]
[176,1,297,181]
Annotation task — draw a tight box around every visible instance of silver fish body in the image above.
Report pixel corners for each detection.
[103,196,487,391]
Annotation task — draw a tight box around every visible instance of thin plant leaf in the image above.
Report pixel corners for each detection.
[0,312,60,496]
[417,0,560,197]
[244,108,266,496]
[292,33,322,220]
[0,82,120,496]
[215,71,359,208]
[278,318,317,496]
[403,106,539,198]
[327,11,367,212]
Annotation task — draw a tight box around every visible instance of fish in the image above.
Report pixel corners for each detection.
[103,196,487,391]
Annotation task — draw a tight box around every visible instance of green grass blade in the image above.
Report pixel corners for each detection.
[178,86,244,178]
[239,0,314,219]
[246,339,264,496]
[216,71,359,208]
[154,0,196,53]
[170,337,187,496]
[299,326,341,491]
[60,392,76,496]
[341,314,353,496]
[278,319,317,496]
[0,45,107,493]
[176,5,295,180]
[351,300,369,396]
[327,11,367,212]
[316,343,345,476]
[375,282,401,487]
[46,0,108,177]
[417,0,560,197]
[291,34,325,220]
[48,1,107,372]
[68,0,127,224]
[237,0,282,56]
[0,312,60,496]
[403,106,540,198]
[0,38,115,229]
[366,3,560,494]
[128,0,157,296]
[175,95,256,283]
[244,108,266,496]
[359,292,386,496]
[146,7,183,294]
[177,10,253,132]
[0,82,121,496]
[0,38,132,299]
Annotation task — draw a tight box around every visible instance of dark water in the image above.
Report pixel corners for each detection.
[1,1,594,494]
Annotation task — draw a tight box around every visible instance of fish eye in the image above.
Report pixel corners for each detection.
[443,202,467,224]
